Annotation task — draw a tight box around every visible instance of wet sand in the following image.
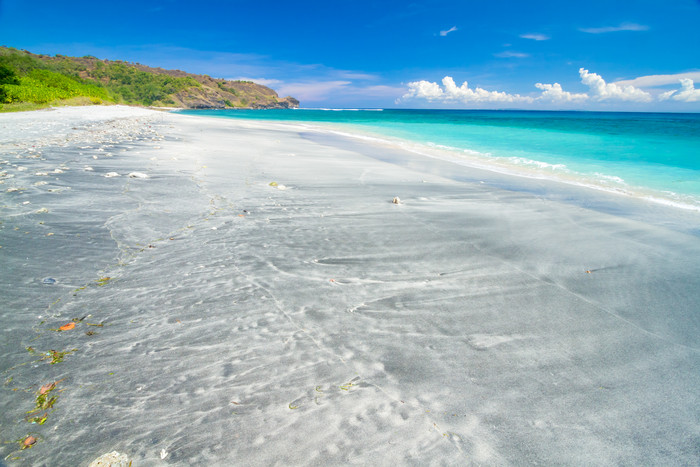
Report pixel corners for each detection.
[1,106,699,465]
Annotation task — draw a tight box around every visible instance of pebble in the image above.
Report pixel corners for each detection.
[42,277,57,284]
[88,451,131,467]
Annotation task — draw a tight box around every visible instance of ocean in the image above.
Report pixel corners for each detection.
[178,109,700,212]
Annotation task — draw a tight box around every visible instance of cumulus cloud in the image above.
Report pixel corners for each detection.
[520,33,550,41]
[659,79,700,102]
[401,69,700,107]
[579,22,649,34]
[403,80,445,101]
[442,77,533,103]
[403,77,533,103]
[440,26,458,37]
[534,83,588,103]
[579,68,652,102]
[614,72,700,88]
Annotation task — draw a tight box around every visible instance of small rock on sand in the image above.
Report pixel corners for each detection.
[128,172,149,179]
[104,172,120,178]
[88,451,131,467]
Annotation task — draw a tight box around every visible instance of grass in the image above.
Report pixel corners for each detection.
[0,96,111,113]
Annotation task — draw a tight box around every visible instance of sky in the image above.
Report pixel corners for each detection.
[1,0,699,111]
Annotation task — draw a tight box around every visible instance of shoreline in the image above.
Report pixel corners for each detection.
[1,106,699,465]
[177,108,700,218]
[301,125,700,237]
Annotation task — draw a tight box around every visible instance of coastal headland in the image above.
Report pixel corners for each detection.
[0,47,300,112]
[1,106,698,465]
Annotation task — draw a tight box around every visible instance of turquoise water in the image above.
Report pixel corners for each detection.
[178,109,700,210]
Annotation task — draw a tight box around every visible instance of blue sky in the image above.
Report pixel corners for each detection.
[1,0,698,110]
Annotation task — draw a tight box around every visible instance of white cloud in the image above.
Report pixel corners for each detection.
[276,81,404,103]
[520,33,550,41]
[442,77,533,103]
[403,80,445,101]
[579,68,652,102]
[614,72,700,88]
[579,22,649,34]
[659,89,677,101]
[403,77,533,104]
[337,71,380,80]
[348,84,408,98]
[276,81,352,102]
[402,69,700,107]
[534,83,588,102]
[230,77,283,87]
[659,79,700,103]
[675,79,700,101]
[495,51,530,58]
[440,26,458,37]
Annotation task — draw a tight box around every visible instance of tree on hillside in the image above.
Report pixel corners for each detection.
[0,64,20,102]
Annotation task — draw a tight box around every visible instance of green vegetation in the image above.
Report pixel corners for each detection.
[0,47,199,111]
[88,62,200,105]
[3,69,109,104]
[0,49,105,110]
[0,47,298,112]
[0,63,20,103]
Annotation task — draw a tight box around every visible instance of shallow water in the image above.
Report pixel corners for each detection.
[1,108,699,465]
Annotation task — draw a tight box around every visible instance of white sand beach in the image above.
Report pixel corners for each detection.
[1,106,699,465]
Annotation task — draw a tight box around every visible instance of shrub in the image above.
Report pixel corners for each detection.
[0,64,20,85]
[2,69,109,104]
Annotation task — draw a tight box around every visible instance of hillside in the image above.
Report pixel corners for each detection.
[0,47,299,111]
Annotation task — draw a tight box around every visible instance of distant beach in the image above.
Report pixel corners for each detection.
[1,106,699,465]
